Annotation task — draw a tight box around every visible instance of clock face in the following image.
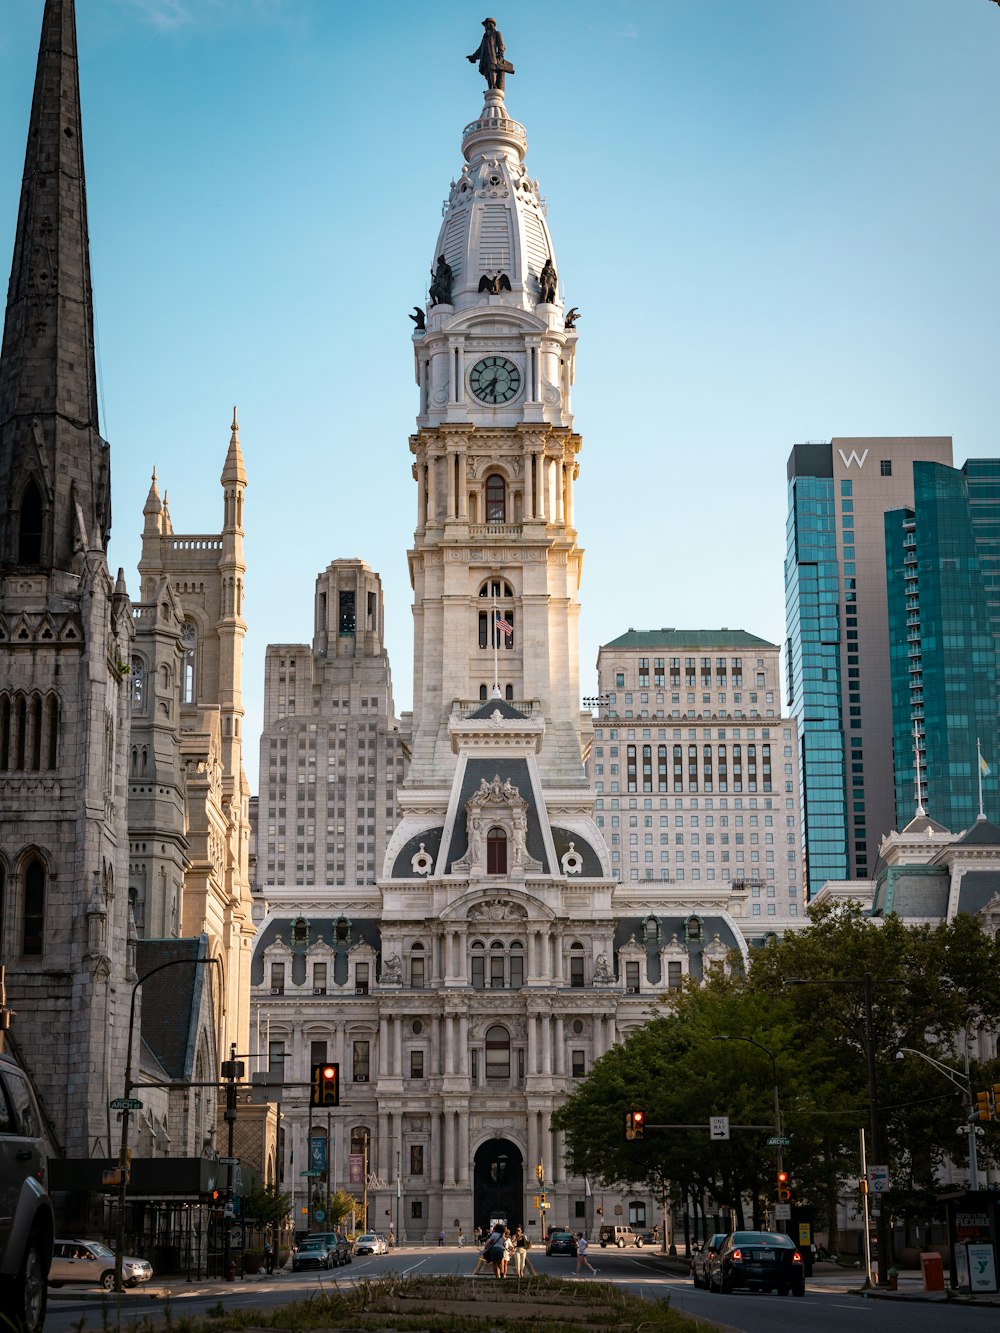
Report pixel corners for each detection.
[469,356,522,405]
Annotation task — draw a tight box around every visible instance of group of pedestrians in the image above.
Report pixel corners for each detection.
[481,1223,532,1277]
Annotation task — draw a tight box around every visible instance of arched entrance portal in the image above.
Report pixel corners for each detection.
[473,1138,524,1233]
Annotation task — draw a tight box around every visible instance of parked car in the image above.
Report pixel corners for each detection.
[49,1241,152,1290]
[598,1224,644,1249]
[292,1238,333,1272]
[545,1229,578,1257]
[353,1233,381,1256]
[691,1233,728,1288]
[706,1230,805,1297]
[0,1052,53,1332]
[307,1232,351,1265]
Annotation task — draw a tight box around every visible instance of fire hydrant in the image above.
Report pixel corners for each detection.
[887,1268,898,1291]
[225,1259,237,1282]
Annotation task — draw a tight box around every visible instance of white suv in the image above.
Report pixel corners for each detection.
[0,1052,53,1332]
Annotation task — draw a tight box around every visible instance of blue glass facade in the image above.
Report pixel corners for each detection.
[884,460,1000,831]
[785,447,848,897]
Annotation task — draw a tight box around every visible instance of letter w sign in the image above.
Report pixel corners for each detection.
[838,448,869,469]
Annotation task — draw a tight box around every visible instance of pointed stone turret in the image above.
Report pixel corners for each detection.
[143,468,163,534]
[0,0,110,573]
[222,406,248,487]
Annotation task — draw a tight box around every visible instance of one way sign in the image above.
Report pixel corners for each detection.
[710,1116,730,1141]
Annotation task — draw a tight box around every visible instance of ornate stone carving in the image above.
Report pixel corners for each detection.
[452,775,542,875]
[561,842,583,876]
[381,953,403,985]
[593,953,615,986]
[411,842,434,875]
[468,899,527,921]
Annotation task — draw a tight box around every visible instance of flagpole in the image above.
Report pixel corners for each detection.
[491,591,500,698]
[977,737,985,821]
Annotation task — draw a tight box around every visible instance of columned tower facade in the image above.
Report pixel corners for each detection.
[407,87,586,790]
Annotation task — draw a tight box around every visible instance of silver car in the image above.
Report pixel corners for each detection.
[49,1241,153,1290]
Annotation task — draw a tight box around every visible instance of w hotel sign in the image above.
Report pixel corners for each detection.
[838,447,869,469]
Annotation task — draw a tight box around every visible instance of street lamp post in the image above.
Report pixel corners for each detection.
[114,956,219,1293]
[713,1035,784,1199]
[896,1045,979,1191]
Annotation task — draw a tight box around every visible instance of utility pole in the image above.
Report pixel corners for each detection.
[221,1044,245,1281]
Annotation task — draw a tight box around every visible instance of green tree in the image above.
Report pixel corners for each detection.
[327,1188,361,1227]
[244,1181,292,1232]
[554,904,1000,1253]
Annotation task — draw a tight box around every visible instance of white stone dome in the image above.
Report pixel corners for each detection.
[431,89,558,313]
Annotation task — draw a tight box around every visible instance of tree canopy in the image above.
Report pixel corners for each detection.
[552,904,1000,1242]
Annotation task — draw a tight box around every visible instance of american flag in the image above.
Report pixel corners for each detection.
[495,611,513,635]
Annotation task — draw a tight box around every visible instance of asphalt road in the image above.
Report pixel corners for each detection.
[44,1246,999,1333]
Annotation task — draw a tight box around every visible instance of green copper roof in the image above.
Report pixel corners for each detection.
[602,629,778,650]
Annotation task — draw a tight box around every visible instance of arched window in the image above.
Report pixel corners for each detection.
[409,942,425,989]
[477,579,515,651]
[45,694,58,769]
[131,658,145,711]
[291,916,310,947]
[18,480,43,565]
[487,827,507,874]
[479,684,488,701]
[181,622,197,703]
[485,1025,511,1079]
[485,474,506,523]
[0,694,9,770]
[30,695,42,770]
[505,684,514,701]
[14,695,26,770]
[490,940,505,988]
[470,939,486,989]
[22,858,45,956]
[569,941,585,987]
[687,915,702,942]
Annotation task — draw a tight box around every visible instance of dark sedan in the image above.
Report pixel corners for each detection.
[292,1239,332,1272]
[691,1232,729,1288]
[545,1229,578,1257]
[308,1232,351,1266]
[706,1230,804,1296]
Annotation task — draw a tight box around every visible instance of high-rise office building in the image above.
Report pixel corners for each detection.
[256,559,405,890]
[884,459,1000,832]
[785,437,953,896]
[591,630,803,919]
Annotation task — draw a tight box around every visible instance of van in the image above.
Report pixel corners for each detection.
[598,1224,645,1248]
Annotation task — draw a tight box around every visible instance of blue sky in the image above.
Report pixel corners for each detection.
[1,0,998,789]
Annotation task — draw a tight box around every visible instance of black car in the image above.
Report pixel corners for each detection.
[0,1053,53,1333]
[307,1232,351,1266]
[706,1230,805,1296]
[691,1232,728,1288]
[292,1239,332,1271]
[545,1229,578,1257]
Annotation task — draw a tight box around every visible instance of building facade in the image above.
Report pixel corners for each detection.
[0,0,134,1159]
[130,410,256,1061]
[256,559,405,892]
[591,630,803,926]
[784,437,953,896]
[250,57,754,1242]
[884,459,1000,833]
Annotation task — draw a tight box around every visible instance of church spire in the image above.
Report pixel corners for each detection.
[0,0,110,573]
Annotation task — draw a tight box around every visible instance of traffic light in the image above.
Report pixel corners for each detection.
[596,1205,603,1216]
[311,1062,339,1107]
[993,1084,1000,1118]
[975,1090,992,1122]
[777,1171,791,1203]
[536,1162,544,1182]
[625,1109,645,1141]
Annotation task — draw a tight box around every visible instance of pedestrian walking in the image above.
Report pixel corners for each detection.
[513,1225,529,1277]
[458,1228,466,1247]
[438,1229,446,1247]
[483,1223,506,1277]
[263,1239,274,1275]
[575,1232,596,1276]
[474,1226,482,1247]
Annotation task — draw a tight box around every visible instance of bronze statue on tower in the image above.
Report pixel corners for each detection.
[468,18,514,91]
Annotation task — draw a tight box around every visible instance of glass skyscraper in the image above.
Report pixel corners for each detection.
[785,438,954,898]
[885,459,1000,832]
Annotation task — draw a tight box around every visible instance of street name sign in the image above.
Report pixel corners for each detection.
[219,1156,240,1166]
[767,1136,791,1146]
[109,1097,143,1111]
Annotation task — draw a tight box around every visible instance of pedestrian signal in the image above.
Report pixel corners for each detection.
[311,1062,339,1107]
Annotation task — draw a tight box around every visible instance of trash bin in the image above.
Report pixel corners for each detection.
[919,1251,944,1292]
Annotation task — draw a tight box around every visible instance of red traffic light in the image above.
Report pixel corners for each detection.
[777,1171,788,1184]
[311,1062,339,1107]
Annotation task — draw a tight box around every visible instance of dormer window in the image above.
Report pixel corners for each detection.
[686,915,702,942]
[291,916,309,947]
[335,916,351,944]
[487,827,508,874]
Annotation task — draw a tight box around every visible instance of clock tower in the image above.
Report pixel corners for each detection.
[407,78,586,789]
